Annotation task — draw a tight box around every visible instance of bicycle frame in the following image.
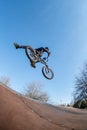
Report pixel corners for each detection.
[39,57,49,67]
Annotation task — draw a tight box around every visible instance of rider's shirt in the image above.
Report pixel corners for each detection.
[35,47,46,57]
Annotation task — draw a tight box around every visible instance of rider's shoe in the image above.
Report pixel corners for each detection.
[31,61,36,68]
[14,43,20,49]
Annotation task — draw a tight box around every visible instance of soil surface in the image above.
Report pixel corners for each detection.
[0,83,87,130]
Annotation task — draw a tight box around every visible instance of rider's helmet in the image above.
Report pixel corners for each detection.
[45,47,49,51]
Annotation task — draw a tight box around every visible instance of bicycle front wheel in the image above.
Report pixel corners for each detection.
[42,66,54,80]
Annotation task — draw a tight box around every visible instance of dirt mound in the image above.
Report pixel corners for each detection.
[0,83,87,130]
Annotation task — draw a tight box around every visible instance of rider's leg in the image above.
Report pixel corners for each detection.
[30,59,36,68]
[30,56,40,68]
[28,49,40,68]
[14,43,26,49]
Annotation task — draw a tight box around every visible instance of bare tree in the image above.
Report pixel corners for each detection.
[0,76,11,86]
[73,63,87,108]
[24,81,49,103]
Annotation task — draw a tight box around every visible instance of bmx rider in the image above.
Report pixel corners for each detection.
[14,43,51,68]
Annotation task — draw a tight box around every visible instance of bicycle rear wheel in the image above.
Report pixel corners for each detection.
[42,66,54,80]
[25,46,37,62]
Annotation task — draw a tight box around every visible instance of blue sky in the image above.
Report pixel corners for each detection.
[0,0,87,104]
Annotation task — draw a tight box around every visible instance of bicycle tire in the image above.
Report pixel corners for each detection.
[42,66,54,80]
[25,46,37,62]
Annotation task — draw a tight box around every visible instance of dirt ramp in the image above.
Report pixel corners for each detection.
[0,84,62,130]
[0,84,87,130]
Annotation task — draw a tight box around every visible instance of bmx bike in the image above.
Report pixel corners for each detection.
[25,46,54,80]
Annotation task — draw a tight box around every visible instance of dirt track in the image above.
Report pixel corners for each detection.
[0,84,87,130]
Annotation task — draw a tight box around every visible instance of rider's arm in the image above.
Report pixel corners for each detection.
[48,51,51,56]
[44,48,51,57]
